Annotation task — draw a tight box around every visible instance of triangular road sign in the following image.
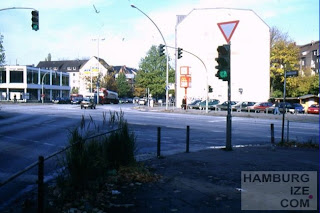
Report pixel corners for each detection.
[217,20,239,43]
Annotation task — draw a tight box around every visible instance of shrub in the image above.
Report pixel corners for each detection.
[58,111,136,191]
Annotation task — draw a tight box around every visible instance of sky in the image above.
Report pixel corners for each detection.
[0,0,319,68]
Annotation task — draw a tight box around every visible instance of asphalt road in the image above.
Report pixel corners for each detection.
[0,102,318,209]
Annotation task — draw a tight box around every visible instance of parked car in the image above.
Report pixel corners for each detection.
[52,97,71,104]
[188,99,202,109]
[216,101,237,110]
[198,99,220,110]
[251,102,273,113]
[138,98,147,105]
[289,103,305,114]
[307,104,319,114]
[80,97,96,109]
[71,97,83,104]
[232,101,256,111]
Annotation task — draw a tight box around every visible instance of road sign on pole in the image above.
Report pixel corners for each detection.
[217,20,239,43]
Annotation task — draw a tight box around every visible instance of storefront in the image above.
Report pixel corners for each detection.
[0,66,70,102]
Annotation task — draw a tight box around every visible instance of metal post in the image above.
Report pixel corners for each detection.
[186,126,190,153]
[287,120,289,143]
[271,123,275,150]
[38,156,44,213]
[157,127,161,158]
[226,43,232,151]
[281,71,287,143]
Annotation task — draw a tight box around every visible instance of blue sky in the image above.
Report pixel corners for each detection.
[0,0,318,68]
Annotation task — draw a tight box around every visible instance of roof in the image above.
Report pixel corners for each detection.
[36,60,88,72]
[112,65,137,75]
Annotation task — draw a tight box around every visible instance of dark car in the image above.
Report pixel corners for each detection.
[188,99,202,109]
[52,97,71,104]
[71,97,83,104]
[289,103,305,114]
[265,102,292,114]
[307,104,319,114]
[80,97,96,109]
[198,99,220,110]
[216,101,237,111]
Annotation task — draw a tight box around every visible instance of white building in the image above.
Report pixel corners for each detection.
[175,8,270,106]
[78,56,110,96]
[0,66,70,102]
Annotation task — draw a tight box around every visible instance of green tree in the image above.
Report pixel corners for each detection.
[116,73,131,97]
[270,27,300,97]
[0,34,5,65]
[45,53,52,61]
[135,45,175,98]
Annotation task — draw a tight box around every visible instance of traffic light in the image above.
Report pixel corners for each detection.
[215,44,230,81]
[177,48,183,59]
[208,85,213,93]
[158,44,165,57]
[31,10,39,31]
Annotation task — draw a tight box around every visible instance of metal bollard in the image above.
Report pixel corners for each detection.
[38,156,44,213]
[287,120,290,143]
[157,127,161,158]
[186,126,190,153]
[271,124,275,150]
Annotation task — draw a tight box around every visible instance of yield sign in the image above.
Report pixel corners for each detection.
[217,20,239,43]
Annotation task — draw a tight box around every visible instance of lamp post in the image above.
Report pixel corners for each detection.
[92,37,105,104]
[41,72,49,104]
[131,4,169,110]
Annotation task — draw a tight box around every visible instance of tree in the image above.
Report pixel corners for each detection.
[116,73,131,97]
[0,34,5,65]
[134,45,175,99]
[270,27,300,97]
[45,53,52,61]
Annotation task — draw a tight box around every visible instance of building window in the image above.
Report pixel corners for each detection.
[10,70,23,83]
[73,73,75,76]
[27,69,39,84]
[0,68,6,83]
[62,75,69,86]
[67,67,71,70]
[73,67,76,70]
[52,73,60,85]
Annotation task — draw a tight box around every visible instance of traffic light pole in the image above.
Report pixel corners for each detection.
[226,69,232,150]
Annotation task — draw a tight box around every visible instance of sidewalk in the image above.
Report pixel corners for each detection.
[134,105,319,123]
[122,146,319,213]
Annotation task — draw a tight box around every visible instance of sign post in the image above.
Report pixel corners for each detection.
[180,66,191,110]
[217,20,239,151]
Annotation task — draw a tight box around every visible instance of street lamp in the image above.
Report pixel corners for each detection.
[92,37,105,104]
[41,72,49,104]
[131,4,170,110]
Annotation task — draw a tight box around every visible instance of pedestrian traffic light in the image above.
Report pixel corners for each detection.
[215,44,230,81]
[31,10,39,31]
[178,48,183,59]
[208,85,213,93]
[158,44,165,57]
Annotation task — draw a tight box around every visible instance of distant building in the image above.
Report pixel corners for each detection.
[113,65,137,88]
[0,65,70,102]
[37,57,137,97]
[175,8,270,106]
[299,40,319,75]
[37,59,87,91]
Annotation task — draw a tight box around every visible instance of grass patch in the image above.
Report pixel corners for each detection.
[46,111,159,212]
[277,140,319,149]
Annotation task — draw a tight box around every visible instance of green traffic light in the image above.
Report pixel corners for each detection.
[219,70,228,79]
[32,24,39,31]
